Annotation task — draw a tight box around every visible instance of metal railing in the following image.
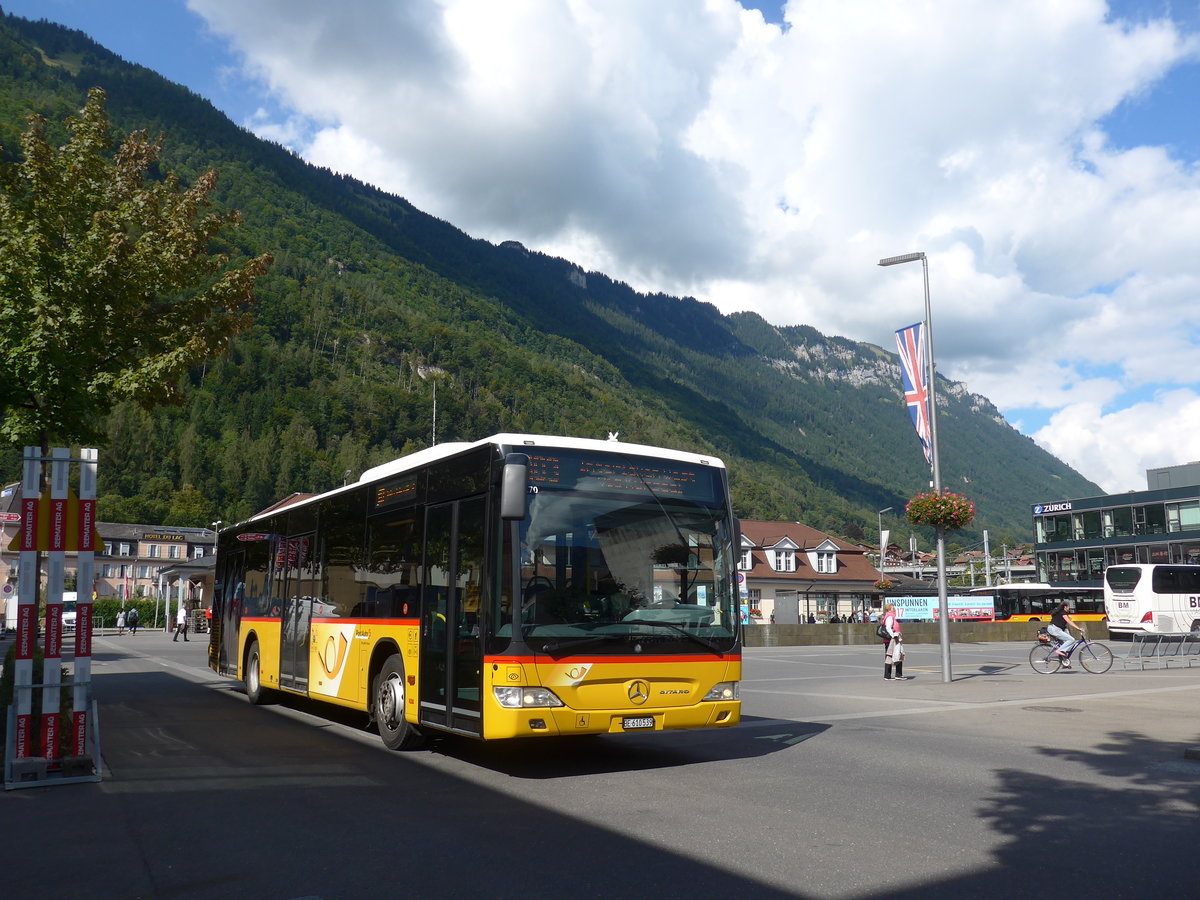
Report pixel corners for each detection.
[1120,632,1200,669]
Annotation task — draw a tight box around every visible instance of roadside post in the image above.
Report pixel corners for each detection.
[4,446,104,789]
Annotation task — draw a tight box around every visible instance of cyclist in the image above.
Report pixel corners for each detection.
[1047,601,1084,668]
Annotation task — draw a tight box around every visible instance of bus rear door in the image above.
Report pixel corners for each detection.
[279,533,317,692]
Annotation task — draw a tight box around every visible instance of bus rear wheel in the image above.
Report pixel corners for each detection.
[245,640,276,705]
[373,654,425,751]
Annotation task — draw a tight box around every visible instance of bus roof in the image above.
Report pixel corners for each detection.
[358,433,727,485]
[967,583,1100,595]
[241,433,726,526]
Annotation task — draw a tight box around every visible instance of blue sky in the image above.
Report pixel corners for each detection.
[6,0,1200,493]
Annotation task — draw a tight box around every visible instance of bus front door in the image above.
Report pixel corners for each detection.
[420,497,485,736]
[279,533,317,692]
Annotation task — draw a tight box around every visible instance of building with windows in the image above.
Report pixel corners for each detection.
[91,523,217,602]
[1032,463,1200,586]
[738,520,887,623]
[0,482,217,622]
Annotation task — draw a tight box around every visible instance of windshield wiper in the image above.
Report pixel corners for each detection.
[621,619,724,653]
[541,633,625,656]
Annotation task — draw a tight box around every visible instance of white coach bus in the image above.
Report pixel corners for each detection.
[1104,564,1200,635]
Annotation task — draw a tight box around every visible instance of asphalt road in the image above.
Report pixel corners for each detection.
[3,631,1198,899]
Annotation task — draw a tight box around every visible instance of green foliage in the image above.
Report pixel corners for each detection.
[92,597,159,629]
[0,86,271,449]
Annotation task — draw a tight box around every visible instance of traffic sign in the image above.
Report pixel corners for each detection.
[0,512,21,523]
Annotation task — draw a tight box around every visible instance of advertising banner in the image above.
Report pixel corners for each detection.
[885,594,995,621]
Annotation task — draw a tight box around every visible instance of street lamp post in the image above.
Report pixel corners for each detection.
[877,506,892,580]
[878,251,952,683]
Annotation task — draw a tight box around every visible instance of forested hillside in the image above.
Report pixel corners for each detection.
[0,14,1099,543]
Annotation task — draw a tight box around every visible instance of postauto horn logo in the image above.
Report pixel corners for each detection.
[1033,501,1072,515]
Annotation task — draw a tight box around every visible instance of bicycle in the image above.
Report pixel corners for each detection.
[1029,632,1114,674]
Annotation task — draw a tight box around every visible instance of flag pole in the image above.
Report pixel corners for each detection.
[880,251,952,682]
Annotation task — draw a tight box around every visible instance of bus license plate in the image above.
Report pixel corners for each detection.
[623,716,655,730]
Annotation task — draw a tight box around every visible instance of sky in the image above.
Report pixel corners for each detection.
[7,0,1200,496]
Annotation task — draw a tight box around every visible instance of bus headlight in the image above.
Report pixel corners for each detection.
[493,686,565,709]
[702,682,739,702]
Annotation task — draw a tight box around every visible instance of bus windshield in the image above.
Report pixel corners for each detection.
[498,454,738,656]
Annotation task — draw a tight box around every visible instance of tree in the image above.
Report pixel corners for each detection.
[0,88,272,451]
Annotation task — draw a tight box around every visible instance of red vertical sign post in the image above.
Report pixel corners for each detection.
[72,449,98,758]
[12,449,41,761]
[40,448,71,764]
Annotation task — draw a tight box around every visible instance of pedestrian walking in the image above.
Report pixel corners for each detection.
[881,601,907,680]
[116,610,126,635]
[174,604,189,642]
[127,605,139,635]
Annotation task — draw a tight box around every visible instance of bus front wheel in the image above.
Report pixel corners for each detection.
[245,640,276,705]
[373,654,425,751]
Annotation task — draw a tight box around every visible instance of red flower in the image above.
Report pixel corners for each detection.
[905,491,975,530]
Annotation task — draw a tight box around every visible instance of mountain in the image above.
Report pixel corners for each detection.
[0,13,1099,544]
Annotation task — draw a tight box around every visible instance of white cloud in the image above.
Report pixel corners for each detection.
[1034,391,1200,493]
[188,0,1200,491]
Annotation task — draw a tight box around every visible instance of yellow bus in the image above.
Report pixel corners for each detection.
[968,583,1106,623]
[208,434,742,749]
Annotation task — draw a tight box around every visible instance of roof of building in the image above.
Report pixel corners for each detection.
[739,519,881,584]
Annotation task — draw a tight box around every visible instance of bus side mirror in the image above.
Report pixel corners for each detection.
[500,453,529,520]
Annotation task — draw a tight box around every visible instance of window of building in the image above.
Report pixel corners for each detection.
[168,545,181,559]
[193,545,206,559]
[815,551,836,573]
[136,565,151,579]
[147,545,160,558]
[1072,510,1102,540]
[1105,506,1133,538]
[1106,546,1137,567]
[119,543,131,557]
[1166,500,1200,533]
[773,550,795,572]
[739,549,752,570]
[1037,515,1071,543]
[1171,541,1200,564]
[1133,504,1167,535]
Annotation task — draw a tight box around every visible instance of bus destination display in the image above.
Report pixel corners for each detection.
[373,477,417,510]
[526,452,715,500]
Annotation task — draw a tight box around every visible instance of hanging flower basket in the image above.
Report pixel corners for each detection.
[874,578,894,591]
[905,491,976,531]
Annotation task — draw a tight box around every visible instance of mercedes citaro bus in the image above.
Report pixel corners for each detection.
[209,434,742,748]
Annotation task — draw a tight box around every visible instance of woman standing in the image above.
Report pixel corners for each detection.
[882,602,907,680]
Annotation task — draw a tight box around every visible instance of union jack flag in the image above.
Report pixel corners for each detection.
[895,322,932,465]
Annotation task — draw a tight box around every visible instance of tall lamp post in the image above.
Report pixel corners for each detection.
[878,251,952,683]
[876,506,892,580]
